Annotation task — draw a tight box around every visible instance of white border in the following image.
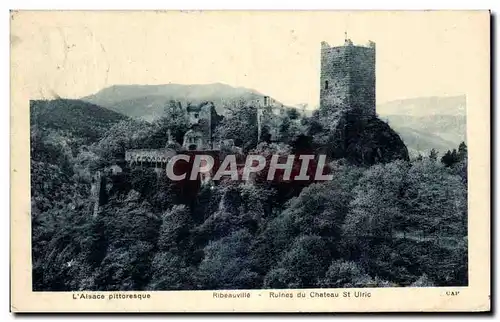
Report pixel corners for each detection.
[3,1,497,10]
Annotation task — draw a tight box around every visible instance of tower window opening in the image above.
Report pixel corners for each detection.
[325,80,329,90]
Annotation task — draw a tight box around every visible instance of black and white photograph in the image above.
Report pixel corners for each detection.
[10,10,490,312]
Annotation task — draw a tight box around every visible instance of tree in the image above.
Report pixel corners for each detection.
[197,229,259,289]
[278,116,291,143]
[403,159,467,238]
[157,205,193,254]
[429,148,438,161]
[32,205,93,291]
[343,160,409,240]
[318,260,372,288]
[262,268,298,289]
[441,148,460,167]
[215,100,258,151]
[149,174,181,212]
[30,127,74,175]
[411,274,435,287]
[454,141,468,184]
[73,147,101,182]
[93,120,154,162]
[195,183,264,243]
[441,142,467,184]
[458,142,467,161]
[279,182,349,238]
[130,167,158,199]
[453,157,468,185]
[155,100,189,144]
[94,241,154,291]
[441,150,452,167]
[252,163,363,274]
[451,149,458,164]
[147,251,195,290]
[101,191,162,248]
[191,184,223,224]
[265,235,331,288]
[286,108,300,120]
[239,183,276,222]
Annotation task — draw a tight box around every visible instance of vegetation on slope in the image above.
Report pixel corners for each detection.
[31,98,468,291]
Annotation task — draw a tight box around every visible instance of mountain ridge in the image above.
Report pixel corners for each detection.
[377,95,466,117]
[81,83,278,120]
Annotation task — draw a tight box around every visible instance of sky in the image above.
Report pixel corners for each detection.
[11,11,489,107]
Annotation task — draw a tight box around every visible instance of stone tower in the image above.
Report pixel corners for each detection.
[320,39,376,116]
[184,101,217,150]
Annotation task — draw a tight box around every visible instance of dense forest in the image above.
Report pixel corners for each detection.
[31,99,468,291]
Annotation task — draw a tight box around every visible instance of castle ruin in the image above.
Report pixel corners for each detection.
[183,101,218,150]
[120,37,407,170]
[320,39,376,116]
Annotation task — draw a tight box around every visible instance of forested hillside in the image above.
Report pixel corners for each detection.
[31,99,129,142]
[31,98,468,291]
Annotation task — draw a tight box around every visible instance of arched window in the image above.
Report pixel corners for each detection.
[325,80,329,90]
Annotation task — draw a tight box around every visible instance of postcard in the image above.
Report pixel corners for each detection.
[10,10,490,312]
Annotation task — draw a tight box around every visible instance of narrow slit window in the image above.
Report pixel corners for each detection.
[325,80,329,90]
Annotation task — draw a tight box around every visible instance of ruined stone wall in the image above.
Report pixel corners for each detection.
[125,148,177,166]
[199,103,213,149]
[348,46,376,116]
[320,46,351,108]
[90,171,101,217]
[186,102,217,150]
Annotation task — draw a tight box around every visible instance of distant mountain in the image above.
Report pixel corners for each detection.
[380,114,466,144]
[81,83,284,122]
[377,95,466,117]
[30,99,129,142]
[385,124,459,157]
[376,95,466,156]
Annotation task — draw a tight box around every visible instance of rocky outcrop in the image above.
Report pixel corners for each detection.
[315,109,409,166]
